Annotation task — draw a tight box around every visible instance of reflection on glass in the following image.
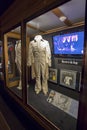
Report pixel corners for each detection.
[26,0,85,129]
[4,26,22,98]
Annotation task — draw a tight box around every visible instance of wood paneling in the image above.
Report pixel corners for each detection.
[77,9,87,129]
[27,24,45,33]
[0,0,70,33]
[4,32,20,88]
[52,8,72,26]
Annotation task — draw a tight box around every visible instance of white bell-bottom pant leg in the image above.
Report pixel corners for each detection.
[34,62,41,94]
[41,63,48,95]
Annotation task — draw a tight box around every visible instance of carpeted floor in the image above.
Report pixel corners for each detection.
[0,112,11,130]
[0,81,45,130]
[0,90,25,130]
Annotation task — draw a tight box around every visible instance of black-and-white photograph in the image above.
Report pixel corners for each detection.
[60,69,77,90]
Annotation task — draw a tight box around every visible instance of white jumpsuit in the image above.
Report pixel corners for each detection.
[27,35,51,95]
[15,40,22,90]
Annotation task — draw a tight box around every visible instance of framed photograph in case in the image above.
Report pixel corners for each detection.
[60,69,77,90]
[48,68,57,83]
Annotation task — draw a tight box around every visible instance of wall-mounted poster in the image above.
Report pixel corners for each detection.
[60,69,77,90]
[49,68,57,83]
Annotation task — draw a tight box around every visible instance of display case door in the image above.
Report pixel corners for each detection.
[4,32,21,88]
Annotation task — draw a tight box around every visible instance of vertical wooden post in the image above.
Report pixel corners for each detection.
[21,21,27,104]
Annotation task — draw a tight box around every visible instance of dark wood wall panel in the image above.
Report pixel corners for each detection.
[77,37,87,130]
[0,0,70,33]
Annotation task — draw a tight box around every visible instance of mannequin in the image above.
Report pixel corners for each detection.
[27,35,51,95]
[15,40,22,90]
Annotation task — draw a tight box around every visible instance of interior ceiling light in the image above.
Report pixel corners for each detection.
[59,16,67,22]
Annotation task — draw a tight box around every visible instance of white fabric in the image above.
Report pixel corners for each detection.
[15,40,22,90]
[27,35,51,67]
[27,35,51,94]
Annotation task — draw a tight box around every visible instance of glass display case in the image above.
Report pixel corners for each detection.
[4,26,22,98]
[2,0,86,130]
[25,1,85,129]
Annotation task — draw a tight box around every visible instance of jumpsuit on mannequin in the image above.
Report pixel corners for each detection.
[15,40,22,90]
[27,35,51,95]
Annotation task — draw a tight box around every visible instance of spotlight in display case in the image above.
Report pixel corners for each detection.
[49,68,57,83]
[60,69,77,90]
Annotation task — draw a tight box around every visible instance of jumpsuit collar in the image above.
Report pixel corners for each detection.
[34,35,43,42]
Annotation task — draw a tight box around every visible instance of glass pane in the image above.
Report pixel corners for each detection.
[4,26,22,98]
[26,0,86,129]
